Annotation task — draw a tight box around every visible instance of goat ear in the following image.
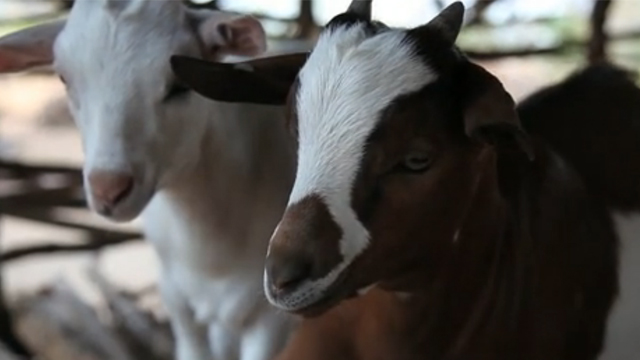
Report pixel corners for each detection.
[428,2,465,45]
[171,52,307,105]
[197,13,266,58]
[462,61,535,161]
[410,2,464,47]
[346,0,372,20]
[0,19,65,73]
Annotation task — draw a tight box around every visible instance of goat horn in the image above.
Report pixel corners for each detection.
[347,0,372,20]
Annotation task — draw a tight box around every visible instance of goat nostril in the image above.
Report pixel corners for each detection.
[88,171,135,208]
[270,258,312,294]
[112,178,133,204]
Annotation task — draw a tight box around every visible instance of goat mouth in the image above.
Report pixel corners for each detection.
[290,278,357,318]
[93,185,152,222]
[294,291,354,318]
[95,189,133,218]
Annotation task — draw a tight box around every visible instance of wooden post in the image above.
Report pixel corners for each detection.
[588,0,613,64]
[296,0,315,39]
[59,0,74,10]
[467,0,499,26]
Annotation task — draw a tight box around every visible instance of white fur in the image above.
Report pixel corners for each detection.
[0,1,297,359]
[600,212,640,360]
[266,23,435,311]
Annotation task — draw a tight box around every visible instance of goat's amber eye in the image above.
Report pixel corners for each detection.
[401,151,431,173]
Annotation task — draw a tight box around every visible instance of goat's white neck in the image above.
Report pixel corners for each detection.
[151,98,293,249]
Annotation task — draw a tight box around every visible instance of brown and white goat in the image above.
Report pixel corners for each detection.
[171,2,640,359]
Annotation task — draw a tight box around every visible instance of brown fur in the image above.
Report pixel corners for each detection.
[276,288,407,360]
[275,81,617,359]
[269,5,619,358]
[274,61,640,360]
[171,3,625,359]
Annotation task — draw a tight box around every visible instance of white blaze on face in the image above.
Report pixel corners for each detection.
[289,23,436,278]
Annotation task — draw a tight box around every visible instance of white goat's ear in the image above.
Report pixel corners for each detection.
[197,14,266,58]
[0,20,65,73]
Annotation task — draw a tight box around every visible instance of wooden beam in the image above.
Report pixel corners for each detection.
[588,0,613,64]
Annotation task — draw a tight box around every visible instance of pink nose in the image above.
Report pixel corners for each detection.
[87,170,134,210]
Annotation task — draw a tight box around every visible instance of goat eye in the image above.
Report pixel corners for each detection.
[163,82,190,102]
[400,151,431,173]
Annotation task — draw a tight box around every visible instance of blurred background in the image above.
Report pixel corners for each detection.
[0,0,638,359]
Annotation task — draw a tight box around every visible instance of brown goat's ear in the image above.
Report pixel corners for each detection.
[410,2,465,48]
[426,1,465,45]
[462,61,535,161]
[170,53,307,105]
[346,0,372,20]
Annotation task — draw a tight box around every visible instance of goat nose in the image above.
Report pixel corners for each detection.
[88,170,134,208]
[266,253,313,295]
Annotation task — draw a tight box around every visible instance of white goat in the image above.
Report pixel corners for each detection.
[0,1,297,360]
